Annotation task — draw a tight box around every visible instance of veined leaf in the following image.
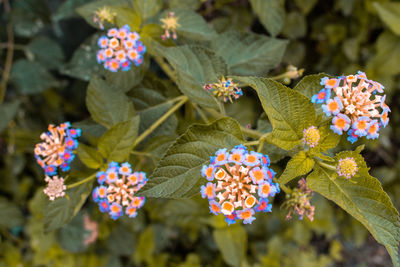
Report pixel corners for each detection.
[373,2,400,36]
[234,76,316,150]
[213,225,247,267]
[77,143,103,169]
[249,0,285,37]
[294,73,329,100]
[109,6,141,31]
[308,151,400,267]
[162,8,217,41]
[86,75,135,128]
[98,116,140,162]
[278,151,314,185]
[310,124,340,154]
[44,181,92,232]
[162,45,226,109]
[132,0,162,21]
[211,31,288,76]
[140,118,244,198]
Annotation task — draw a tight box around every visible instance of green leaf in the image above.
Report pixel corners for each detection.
[278,151,314,185]
[11,60,58,94]
[98,116,140,162]
[294,0,318,14]
[140,118,244,198]
[163,8,217,41]
[132,0,162,21]
[213,225,247,267]
[211,31,288,76]
[310,125,340,153]
[57,214,88,253]
[0,197,24,228]
[134,226,155,264]
[234,76,316,150]
[77,143,103,169]
[0,100,20,133]
[373,2,400,36]
[282,11,306,39]
[162,45,226,109]
[308,152,400,267]
[249,0,285,37]
[109,6,141,31]
[60,34,102,81]
[53,0,93,21]
[294,73,328,100]
[44,182,92,232]
[27,36,64,70]
[86,75,135,128]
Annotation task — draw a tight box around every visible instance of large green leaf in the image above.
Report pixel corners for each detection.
[98,116,140,162]
[109,6,141,31]
[213,225,247,267]
[27,36,64,70]
[234,77,316,150]
[44,182,92,232]
[11,60,58,94]
[308,152,400,267]
[294,73,328,100]
[373,2,400,36]
[249,0,285,37]
[132,0,161,21]
[140,118,244,198]
[162,45,226,109]
[86,75,135,128]
[77,143,103,169]
[211,31,288,76]
[0,100,20,133]
[162,8,217,41]
[278,151,314,185]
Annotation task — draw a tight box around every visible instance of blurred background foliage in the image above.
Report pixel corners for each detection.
[1,0,400,266]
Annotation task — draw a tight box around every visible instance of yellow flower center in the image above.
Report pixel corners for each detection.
[303,126,320,148]
[337,157,358,179]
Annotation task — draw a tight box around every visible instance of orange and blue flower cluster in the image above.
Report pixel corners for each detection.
[34,122,81,176]
[97,25,146,72]
[204,77,243,103]
[93,162,147,220]
[311,72,390,143]
[200,145,280,225]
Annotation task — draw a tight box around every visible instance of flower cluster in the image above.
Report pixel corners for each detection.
[283,178,315,221]
[311,72,390,143]
[97,25,146,72]
[93,6,116,29]
[83,214,99,246]
[302,126,320,148]
[43,176,67,201]
[160,12,180,40]
[337,157,358,179]
[204,77,243,103]
[34,122,81,176]
[93,162,147,220]
[200,145,280,225]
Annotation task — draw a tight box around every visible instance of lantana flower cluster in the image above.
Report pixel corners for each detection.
[200,145,280,225]
[93,162,147,220]
[312,71,390,143]
[160,12,180,40]
[34,122,81,200]
[283,178,315,221]
[204,77,243,103]
[97,25,146,72]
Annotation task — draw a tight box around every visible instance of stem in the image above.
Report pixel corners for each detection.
[153,56,177,83]
[257,140,265,153]
[243,140,259,146]
[0,0,14,103]
[316,160,337,171]
[132,95,188,148]
[66,172,97,189]
[273,177,291,194]
[269,73,287,81]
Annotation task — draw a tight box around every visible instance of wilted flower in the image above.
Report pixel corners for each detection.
[97,25,146,72]
[83,214,99,246]
[34,122,81,176]
[160,12,180,40]
[93,162,147,220]
[93,6,116,29]
[312,72,390,143]
[337,157,358,179]
[204,76,243,103]
[302,126,320,148]
[200,145,280,225]
[283,178,315,221]
[43,176,66,201]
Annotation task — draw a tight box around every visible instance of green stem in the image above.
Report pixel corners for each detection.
[257,140,265,153]
[0,1,13,103]
[132,95,188,148]
[154,56,177,83]
[273,177,291,194]
[243,140,259,146]
[66,172,97,189]
[316,160,337,171]
[269,73,287,81]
